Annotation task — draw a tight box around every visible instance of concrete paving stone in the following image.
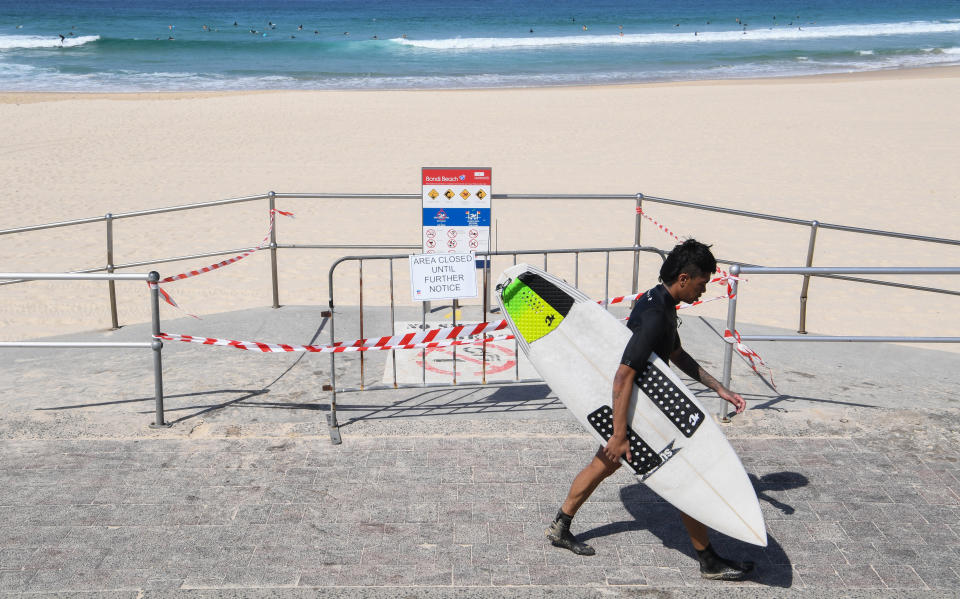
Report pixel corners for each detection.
[767,520,816,542]
[868,542,920,565]
[265,504,306,525]
[874,565,927,589]
[794,564,844,589]
[297,565,342,587]
[0,570,35,592]
[874,521,925,544]
[802,521,849,542]
[844,502,889,522]
[603,566,647,586]
[413,564,453,586]
[884,486,927,504]
[913,522,960,544]
[878,503,929,524]
[457,483,524,503]
[839,520,885,541]
[836,565,885,588]
[360,543,401,566]
[807,501,851,521]
[162,545,226,572]
[97,504,177,526]
[913,566,960,589]
[916,485,959,505]
[616,544,657,566]
[0,546,37,570]
[528,564,571,586]
[504,544,546,566]
[639,565,686,587]
[834,540,883,566]
[25,567,80,592]
[491,564,532,586]
[470,543,511,566]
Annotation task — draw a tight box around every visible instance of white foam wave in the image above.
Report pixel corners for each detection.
[390,20,960,50]
[942,47,960,54]
[0,35,100,50]
[858,50,874,55]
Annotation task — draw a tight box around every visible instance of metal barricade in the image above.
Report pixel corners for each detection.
[718,265,960,421]
[0,271,169,428]
[321,246,667,444]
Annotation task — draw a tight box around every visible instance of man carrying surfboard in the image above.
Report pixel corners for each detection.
[546,239,755,581]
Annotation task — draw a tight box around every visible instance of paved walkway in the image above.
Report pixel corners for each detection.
[1,306,958,597]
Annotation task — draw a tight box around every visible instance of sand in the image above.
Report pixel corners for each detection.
[1,67,959,349]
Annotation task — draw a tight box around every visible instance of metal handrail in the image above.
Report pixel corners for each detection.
[718,264,960,422]
[0,271,169,428]
[2,190,957,334]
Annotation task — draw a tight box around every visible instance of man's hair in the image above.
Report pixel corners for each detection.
[659,239,717,284]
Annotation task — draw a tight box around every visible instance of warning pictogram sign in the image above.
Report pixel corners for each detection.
[415,343,517,377]
[422,168,491,261]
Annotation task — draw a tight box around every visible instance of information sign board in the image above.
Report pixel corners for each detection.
[409,253,478,301]
[422,167,491,267]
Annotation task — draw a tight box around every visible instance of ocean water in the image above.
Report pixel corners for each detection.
[1,0,959,91]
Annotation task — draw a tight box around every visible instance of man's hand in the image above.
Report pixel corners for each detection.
[718,387,746,414]
[603,434,632,463]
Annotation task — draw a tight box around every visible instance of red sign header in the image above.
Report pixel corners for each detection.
[422,168,491,186]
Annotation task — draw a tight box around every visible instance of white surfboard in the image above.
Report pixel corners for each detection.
[496,263,767,546]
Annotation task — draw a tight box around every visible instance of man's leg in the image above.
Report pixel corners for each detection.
[680,513,755,580]
[547,448,620,556]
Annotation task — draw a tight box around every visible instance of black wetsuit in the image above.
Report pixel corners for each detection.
[620,284,680,371]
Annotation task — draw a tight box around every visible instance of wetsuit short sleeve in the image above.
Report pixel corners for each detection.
[620,308,668,370]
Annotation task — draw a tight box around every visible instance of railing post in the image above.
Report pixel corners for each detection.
[719,265,741,423]
[105,213,119,330]
[325,288,342,445]
[798,220,819,334]
[268,192,280,309]
[147,271,169,428]
[633,193,643,305]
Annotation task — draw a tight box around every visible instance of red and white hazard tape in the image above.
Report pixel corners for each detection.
[155,331,514,353]
[150,208,294,316]
[635,206,742,308]
[724,329,776,390]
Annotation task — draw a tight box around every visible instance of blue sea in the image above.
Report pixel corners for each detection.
[1,0,959,91]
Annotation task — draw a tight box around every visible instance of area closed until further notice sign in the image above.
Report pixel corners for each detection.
[409,253,478,301]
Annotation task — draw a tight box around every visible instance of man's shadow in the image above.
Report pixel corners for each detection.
[578,471,808,588]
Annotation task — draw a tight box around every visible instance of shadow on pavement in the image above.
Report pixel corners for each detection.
[576,469,810,588]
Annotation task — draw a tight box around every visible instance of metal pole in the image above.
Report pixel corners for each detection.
[389,258,397,388]
[359,259,364,389]
[633,193,643,305]
[452,298,458,385]
[798,220,819,334]
[268,192,280,308]
[326,289,341,445]
[481,261,488,385]
[106,214,119,329]
[719,265,741,423]
[147,271,169,428]
[604,251,610,310]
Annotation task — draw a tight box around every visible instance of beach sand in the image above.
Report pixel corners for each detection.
[1,67,958,348]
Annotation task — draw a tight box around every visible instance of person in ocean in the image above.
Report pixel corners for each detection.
[545,239,756,581]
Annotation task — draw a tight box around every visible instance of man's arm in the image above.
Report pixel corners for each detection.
[670,347,746,414]
[603,364,636,463]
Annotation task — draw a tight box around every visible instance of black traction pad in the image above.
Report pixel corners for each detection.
[637,362,704,438]
[587,406,662,476]
[516,271,574,316]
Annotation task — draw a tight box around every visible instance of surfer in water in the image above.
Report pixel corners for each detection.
[546,239,755,581]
